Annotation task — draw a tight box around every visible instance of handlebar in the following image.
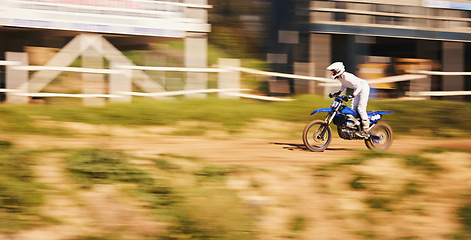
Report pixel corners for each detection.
[328,92,339,98]
[329,94,351,102]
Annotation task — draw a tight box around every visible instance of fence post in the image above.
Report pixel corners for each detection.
[6,52,28,104]
[218,58,241,98]
[442,42,464,101]
[82,48,105,106]
[110,63,132,103]
[184,33,208,98]
[409,75,431,100]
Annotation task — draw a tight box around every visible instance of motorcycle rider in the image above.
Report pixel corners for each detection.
[326,62,370,138]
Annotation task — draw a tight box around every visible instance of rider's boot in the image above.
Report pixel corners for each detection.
[355,119,370,139]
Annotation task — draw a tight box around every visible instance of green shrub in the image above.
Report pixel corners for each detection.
[288,215,307,233]
[193,165,233,182]
[161,189,257,240]
[0,150,44,232]
[350,174,369,190]
[424,148,471,154]
[364,196,393,211]
[402,181,423,196]
[65,149,258,239]
[0,140,13,149]
[152,158,180,170]
[65,148,175,208]
[403,155,442,174]
[458,202,471,232]
[65,149,150,188]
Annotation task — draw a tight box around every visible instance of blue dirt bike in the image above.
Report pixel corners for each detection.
[302,95,394,151]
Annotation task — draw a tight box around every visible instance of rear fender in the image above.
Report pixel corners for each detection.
[375,111,394,115]
[310,108,332,115]
[368,111,394,123]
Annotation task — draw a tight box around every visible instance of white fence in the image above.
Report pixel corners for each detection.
[1,59,470,105]
[0,59,299,103]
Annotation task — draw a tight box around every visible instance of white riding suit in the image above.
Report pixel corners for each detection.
[337,72,370,130]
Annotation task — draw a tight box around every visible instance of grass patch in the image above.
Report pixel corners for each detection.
[423,147,471,154]
[64,149,257,239]
[193,165,233,182]
[402,180,423,196]
[0,140,13,149]
[65,148,154,189]
[171,125,208,136]
[68,235,115,240]
[454,200,471,239]
[313,151,392,176]
[368,98,471,137]
[459,201,471,232]
[313,149,443,213]
[364,196,394,211]
[151,158,181,171]
[161,188,257,240]
[65,148,176,207]
[350,177,423,211]
[282,215,307,238]
[159,154,200,162]
[0,142,45,232]
[0,95,469,137]
[0,108,73,137]
[349,173,369,190]
[354,230,377,239]
[403,155,442,174]
[314,150,441,178]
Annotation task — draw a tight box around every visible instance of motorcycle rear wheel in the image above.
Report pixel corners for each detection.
[365,121,393,151]
[302,120,332,152]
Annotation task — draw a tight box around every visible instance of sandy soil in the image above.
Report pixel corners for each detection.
[1,122,471,240]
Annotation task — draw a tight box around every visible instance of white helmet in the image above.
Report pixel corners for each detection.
[326,62,345,79]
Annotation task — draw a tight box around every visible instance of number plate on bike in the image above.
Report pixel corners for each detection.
[331,101,340,109]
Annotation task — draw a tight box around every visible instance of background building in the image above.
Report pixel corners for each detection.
[267,0,471,100]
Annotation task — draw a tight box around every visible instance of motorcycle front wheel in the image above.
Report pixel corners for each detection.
[302,120,332,152]
[365,121,393,151]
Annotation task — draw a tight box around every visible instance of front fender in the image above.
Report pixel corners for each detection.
[310,108,332,115]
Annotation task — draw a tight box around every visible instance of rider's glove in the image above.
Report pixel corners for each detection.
[342,95,354,102]
[329,91,341,98]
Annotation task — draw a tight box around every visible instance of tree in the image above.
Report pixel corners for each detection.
[207,0,272,58]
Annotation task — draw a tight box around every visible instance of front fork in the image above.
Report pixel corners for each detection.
[317,111,337,140]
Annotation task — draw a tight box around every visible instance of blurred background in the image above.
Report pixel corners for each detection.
[212,0,471,101]
[0,1,471,240]
[1,0,470,104]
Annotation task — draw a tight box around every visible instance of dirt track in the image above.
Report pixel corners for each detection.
[2,123,471,240]
[10,128,471,166]
[10,133,470,172]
